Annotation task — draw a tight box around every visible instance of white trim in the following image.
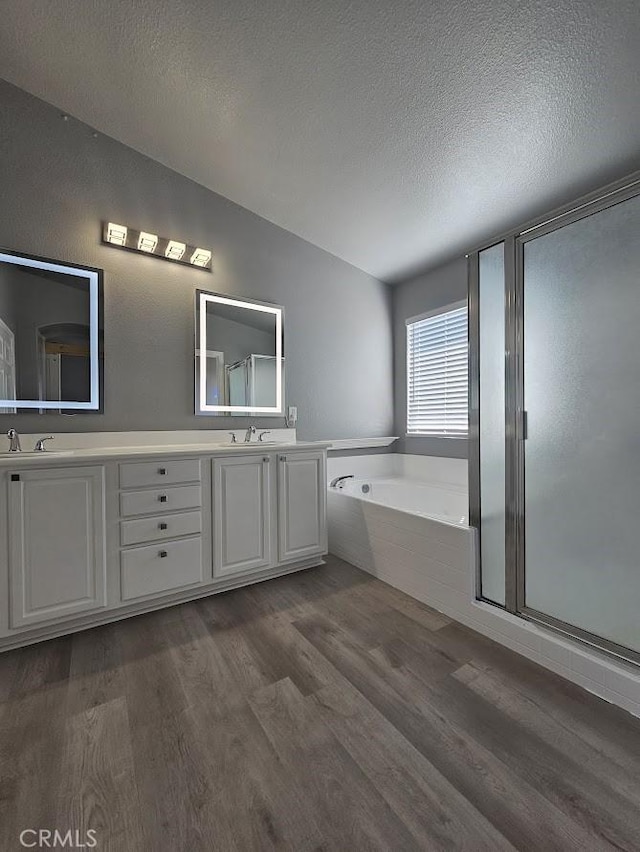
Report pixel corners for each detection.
[196,349,225,407]
[0,314,16,415]
[0,315,13,337]
[327,437,398,451]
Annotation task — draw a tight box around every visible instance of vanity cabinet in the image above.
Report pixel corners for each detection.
[213,454,272,578]
[0,442,328,650]
[7,465,107,628]
[277,450,327,562]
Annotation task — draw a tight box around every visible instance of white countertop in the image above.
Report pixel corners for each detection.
[0,440,333,467]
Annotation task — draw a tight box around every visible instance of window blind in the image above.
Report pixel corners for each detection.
[406,303,468,436]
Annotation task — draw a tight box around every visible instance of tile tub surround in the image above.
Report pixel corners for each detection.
[327,454,640,719]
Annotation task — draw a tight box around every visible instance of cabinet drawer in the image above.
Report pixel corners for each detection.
[119,458,201,489]
[121,537,203,601]
[120,485,202,517]
[120,510,202,546]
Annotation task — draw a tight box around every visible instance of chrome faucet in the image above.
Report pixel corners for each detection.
[258,431,271,442]
[329,474,354,489]
[244,425,256,443]
[6,428,21,453]
[34,436,55,452]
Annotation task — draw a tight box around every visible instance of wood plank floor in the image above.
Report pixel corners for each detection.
[1,555,640,851]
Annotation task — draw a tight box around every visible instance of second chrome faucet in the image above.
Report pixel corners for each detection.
[228,428,273,445]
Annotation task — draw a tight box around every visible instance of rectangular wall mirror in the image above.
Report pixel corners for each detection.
[195,290,284,416]
[0,249,103,413]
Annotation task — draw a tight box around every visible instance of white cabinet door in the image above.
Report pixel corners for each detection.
[213,455,272,577]
[8,466,107,628]
[277,451,327,563]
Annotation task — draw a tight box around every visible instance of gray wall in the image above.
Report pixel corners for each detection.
[393,256,468,458]
[0,79,393,440]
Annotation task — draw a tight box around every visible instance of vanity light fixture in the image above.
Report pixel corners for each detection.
[137,231,158,253]
[105,222,127,246]
[165,240,186,260]
[190,248,212,267]
[101,222,212,271]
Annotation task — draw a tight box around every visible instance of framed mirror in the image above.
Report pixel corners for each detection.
[195,290,284,416]
[0,249,104,413]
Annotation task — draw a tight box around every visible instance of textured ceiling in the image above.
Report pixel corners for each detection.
[1,0,640,281]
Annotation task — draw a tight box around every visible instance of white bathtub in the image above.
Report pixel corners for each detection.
[327,454,475,614]
[336,476,468,525]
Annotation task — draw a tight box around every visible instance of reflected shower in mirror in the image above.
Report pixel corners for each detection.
[0,250,103,412]
[195,290,284,416]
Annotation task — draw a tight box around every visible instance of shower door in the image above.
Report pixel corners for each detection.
[518,188,640,658]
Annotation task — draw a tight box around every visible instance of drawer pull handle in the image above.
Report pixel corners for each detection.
[159,550,168,558]
[159,495,168,502]
[159,468,167,475]
[159,522,168,530]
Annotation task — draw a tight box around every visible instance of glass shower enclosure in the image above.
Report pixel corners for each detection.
[227,354,279,408]
[470,175,640,663]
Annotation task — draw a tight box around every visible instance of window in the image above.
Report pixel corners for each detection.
[406,301,468,436]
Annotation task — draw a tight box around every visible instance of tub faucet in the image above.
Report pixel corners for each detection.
[244,425,256,443]
[330,474,354,489]
[6,428,21,453]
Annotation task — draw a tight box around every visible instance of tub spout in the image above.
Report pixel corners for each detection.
[330,474,354,489]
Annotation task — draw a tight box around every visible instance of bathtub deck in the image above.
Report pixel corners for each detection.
[1,555,640,850]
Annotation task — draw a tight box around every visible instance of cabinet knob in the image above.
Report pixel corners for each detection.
[159,550,168,558]
[158,467,167,475]
[263,457,269,463]
[159,522,168,530]
[279,455,287,462]
[158,494,167,502]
